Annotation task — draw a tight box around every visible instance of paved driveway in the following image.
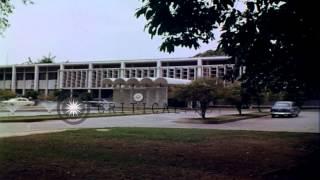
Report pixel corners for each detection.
[0,110,319,138]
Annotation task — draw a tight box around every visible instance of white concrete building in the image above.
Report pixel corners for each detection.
[0,56,236,103]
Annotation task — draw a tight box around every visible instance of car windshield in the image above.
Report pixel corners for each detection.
[274,102,291,107]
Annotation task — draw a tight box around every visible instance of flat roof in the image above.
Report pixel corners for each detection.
[0,56,231,68]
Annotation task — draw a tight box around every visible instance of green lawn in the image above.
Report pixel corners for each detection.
[0,128,319,179]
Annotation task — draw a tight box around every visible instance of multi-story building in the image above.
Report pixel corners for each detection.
[0,56,239,106]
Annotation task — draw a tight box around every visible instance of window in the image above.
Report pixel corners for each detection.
[39,73,46,80]
[25,73,34,80]
[149,69,155,77]
[162,69,167,77]
[48,72,57,80]
[17,73,24,80]
[5,73,12,80]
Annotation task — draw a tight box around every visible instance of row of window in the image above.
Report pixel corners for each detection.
[15,72,58,80]
[1,66,234,85]
[0,72,58,80]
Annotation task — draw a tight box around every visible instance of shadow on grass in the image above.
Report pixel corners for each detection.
[183,112,271,124]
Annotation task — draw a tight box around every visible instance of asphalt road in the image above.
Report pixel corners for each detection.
[0,110,319,138]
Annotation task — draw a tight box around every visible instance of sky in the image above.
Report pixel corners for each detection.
[0,0,219,65]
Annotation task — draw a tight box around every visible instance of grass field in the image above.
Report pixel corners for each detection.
[0,128,319,179]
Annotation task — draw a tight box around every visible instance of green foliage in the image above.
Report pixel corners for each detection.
[223,82,245,115]
[54,90,69,101]
[37,53,55,64]
[136,0,319,98]
[78,92,93,101]
[274,92,306,107]
[136,0,233,53]
[24,90,39,100]
[22,53,56,64]
[0,0,14,35]
[0,90,16,100]
[173,78,224,118]
[0,0,33,34]
[38,95,56,101]
[194,49,226,57]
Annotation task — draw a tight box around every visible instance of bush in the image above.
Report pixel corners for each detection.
[79,92,93,101]
[54,90,70,101]
[38,95,56,101]
[0,90,16,100]
[24,90,39,100]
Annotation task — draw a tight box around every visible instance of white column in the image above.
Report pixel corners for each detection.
[45,68,49,95]
[34,65,39,91]
[23,70,26,94]
[187,68,190,80]
[11,65,16,93]
[120,62,125,78]
[59,64,64,89]
[197,58,202,78]
[156,60,161,78]
[88,64,93,92]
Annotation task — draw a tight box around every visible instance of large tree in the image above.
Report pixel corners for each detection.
[0,0,14,34]
[173,78,224,119]
[0,0,32,34]
[136,0,319,98]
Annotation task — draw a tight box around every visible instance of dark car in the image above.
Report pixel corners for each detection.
[271,101,300,118]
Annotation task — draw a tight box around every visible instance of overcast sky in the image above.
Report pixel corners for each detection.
[0,0,219,65]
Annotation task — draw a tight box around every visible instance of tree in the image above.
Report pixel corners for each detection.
[0,90,16,100]
[37,53,55,64]
[173,78,224,119]
[21,54,56,64]
[136,0,319,98]
[78,92,93,101]
[223,82,250,115]
[54,90,69,101]
[194,49,226,57]
[0,0,33,34]
[0,0,14,35]
[24,90,39,100]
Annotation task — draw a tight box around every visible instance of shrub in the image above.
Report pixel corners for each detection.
[24,90,39,100]
[0,90,16,100]
[79,92,93,101]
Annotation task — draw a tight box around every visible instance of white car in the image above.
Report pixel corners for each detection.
[1,97,35,106]
[271,101,300,118]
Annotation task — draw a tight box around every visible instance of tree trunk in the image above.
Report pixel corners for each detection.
[200,102,207,119]
[257,96,262,112]
[236,104,242,115]
[201,109,206,119]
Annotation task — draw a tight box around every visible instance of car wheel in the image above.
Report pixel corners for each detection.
[271,115,275,118]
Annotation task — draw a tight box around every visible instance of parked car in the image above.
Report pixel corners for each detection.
[1,97,35,106]
[271,101,300,118]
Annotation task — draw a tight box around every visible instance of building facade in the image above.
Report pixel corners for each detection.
[0,56,238,106]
